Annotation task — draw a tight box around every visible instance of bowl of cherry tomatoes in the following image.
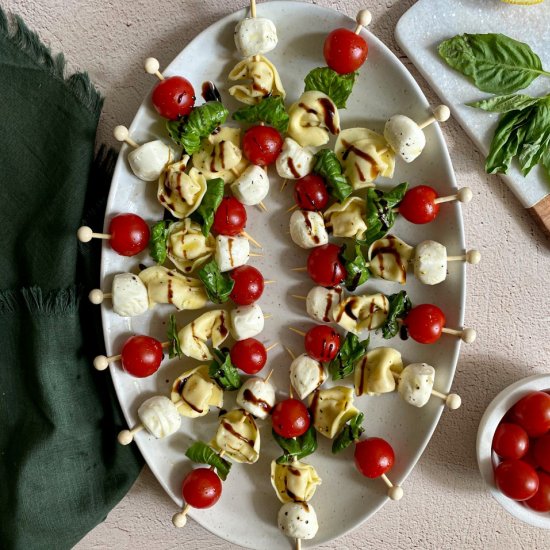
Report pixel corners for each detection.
[477,374,550,528]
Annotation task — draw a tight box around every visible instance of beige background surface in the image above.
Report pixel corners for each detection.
[3,0,549,548]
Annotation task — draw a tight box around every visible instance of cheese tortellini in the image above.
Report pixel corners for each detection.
[171,365,223,418]
[211,409,260,464]
[288,91,340,148]
[309,386,360,439]
[228,55,285,105]
[271,460,321,503]
[177,309,230,361]
[324,196,367,239]
[333,293,389,334]
[158,160,207,219]
[335,128,395,189]
[354,347,403,396]
[368,235,414,284]
[166,219,215,274]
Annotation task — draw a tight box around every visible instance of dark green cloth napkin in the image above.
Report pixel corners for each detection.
[0,11,143,550]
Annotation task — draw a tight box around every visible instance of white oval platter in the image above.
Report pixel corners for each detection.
[100,1,467,548]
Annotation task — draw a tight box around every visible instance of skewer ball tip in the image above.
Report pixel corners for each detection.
[93,355,110,371]
[461,327,477,344]
[77,226,93,243]
[465,250,481,265]
[446,393,462,410]
[172,512,188,528]
[88,289,104,304]
[144,57,160,74]
[388,485,404,501]
[457,187,473,203]
[356,9,372,27]
[117,430,134,445]
[433,105,451,122]
[113,125,129,142]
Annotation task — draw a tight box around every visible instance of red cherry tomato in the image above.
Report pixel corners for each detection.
[354,437,395,478]
[230,338,267,374]
[307,244,347,288]
[212,197,247,236]
[294,174,329,211]
[521,446,540,470]
[323,28,368,75]
[304,325,340,362]
[511,391,550,438]
[242,125,283,166]
[492,423,529,460]
[533,433,550,473]
[526,471,550,512]
[230,265,264,305]
[121,335,163,378]
[494,460,539,501]
[404,304,446,344]
[272,398,310,438]
[398,185,440,224]
[109,213,150,256]
[181,468,222,509]
[151,76,195,120]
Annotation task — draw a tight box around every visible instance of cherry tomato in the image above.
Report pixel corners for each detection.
[304,325,340,362]
[323,28,368,75]
[494,460,539,501]
[181,468,222,509]
[533,433,550,473]
[272,398,310,438]
[492,423,529,460]
[152,76,195,120]
[511,391,550,438]
[354,437,395,478]
[230,338,267,374]
[242,125,283,166]
[121,335,163,378]
[230,265,264,305]
[294,174,329,211]
[404,304,446,344]
[525,471,550,512]
[398,185,440,224]
[212,197,247,236]
[522,447,540,470]
[109,213,150,256]
[307,244,347,288]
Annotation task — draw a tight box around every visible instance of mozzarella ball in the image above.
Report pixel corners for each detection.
[231,304,264,340]
[215,235,250,272]
[231,165,269,205]
[290,353,326,400]
[278,502,319,540]
[111,272,149,317]
[306,286,343,323]
[128,140,172,181]
[234,17,278,58]
[236,377,275,419]
[137,396,181,439]
[384,115,426,163]
[414,240,447,285]
[289,210,328,249]
[275,138,315,179]
[397,363,435,408]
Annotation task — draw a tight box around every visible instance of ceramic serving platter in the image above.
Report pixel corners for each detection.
[101,2,467,548]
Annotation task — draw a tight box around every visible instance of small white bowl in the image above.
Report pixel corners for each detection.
[477,373,550,529]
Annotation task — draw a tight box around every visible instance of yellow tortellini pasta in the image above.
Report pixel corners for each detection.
[335,128,395,189]
[367,235,414,284]
[309,386,359,439]
[166,219,215,274]
[228,55,285,105]
[171,365,223,418]
[324,196,367,239]
[332,293,389,334]
[271,460,321,503]
[177,309,230,361]
[211,409,260,464]
[354,347,403,396]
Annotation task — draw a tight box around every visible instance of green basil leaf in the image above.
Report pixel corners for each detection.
[329,332,369,381]
[438,33,547,94]
[304,67,357,109]
[233,96,289,134]
[332,412,365,454]
[185,441,232,481]
[198,260,234,304]
[149,220,171,264]
[209,349,241,391]
[518,98,550,176]
[342,242,370,291]
[167,314,183,359]
[467,93,541,113]
[381,291,412,340]
[542,147,550,181]
[195,178,224,236]
[166,101,229,154]
[273,425,318,464]
[313,149,353,202]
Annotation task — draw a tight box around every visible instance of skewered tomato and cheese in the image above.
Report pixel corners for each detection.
[289,209,329,249]
[230,164,270,206]
[307,243,347,287]
[303,324,341,362]
[275,138,315,180]
[230,338,267,374]
[290,353,327,400]
[229,265,264,305]
[272,398,311,438]
[211,408,260,463]
[236,377,275,419]
[242,125,283,166]
[305,286,343,323]
[355,347,403,396]
[213,196,247,236]
[234,15,278,58]
[293,174,329,211]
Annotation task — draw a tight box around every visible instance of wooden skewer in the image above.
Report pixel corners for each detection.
[286,204,298,213]
[88,289,112,304]
[118,424,144,445]
[258,201,268,212]
[264,314,272,320]
[291,294,306,301]
[77,226,111,242]
[240,230,262,248]
[93,354,121,371]
[288,327,306,337]
[144,57,165,81]
[250,0,257,18]
[291,267,307,272]
[441,326,477,343]
[380,473,404,501]
[354,9,372,34]
[249,252,264,257]
[264,280,276,284]
[431,390,462,410]
[113,125,139,148]
[417,105,451,129]
[265,342,279,352]
[447,250,481,264]
[280,178,288,192]
[172,503,191,528]
[296,538,301,550]
[434,187,473,204]
[264,369,274,383]
[284,346,296,360]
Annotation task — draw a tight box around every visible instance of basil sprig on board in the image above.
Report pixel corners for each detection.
[328,332,369,381]
[233,96,289,133]
[167,314,183,359]
[272,425,318,464]
[208,349,241,391]
[149,220,172,264]
[185,441,232,480]
[313,149,353,202]
[341,241,370,291]
[166,101,229,154]
[304,67,357,109]
[381,291,412,340]
[198,260,234,304]
[193,178,224,236]
[332,412,365,454]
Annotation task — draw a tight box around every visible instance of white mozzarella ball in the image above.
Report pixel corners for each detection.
[289,210,328,249]
[137,396,181,439]
[112,273,149,317]
[278,502,319,540]
[231,304,264,340]
[290,353,326,400]
[234,17,278,57]
[306,286,342,323]
[384,115,426,163]
[215,235,250,272]
[397,363,435,408]
[414,240,447,285]
[231,165,270,205]
[236,377,275,419]
[275,138,314,179]
[127,140,172,181]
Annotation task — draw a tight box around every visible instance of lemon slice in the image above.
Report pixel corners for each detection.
[501,0,543,5]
